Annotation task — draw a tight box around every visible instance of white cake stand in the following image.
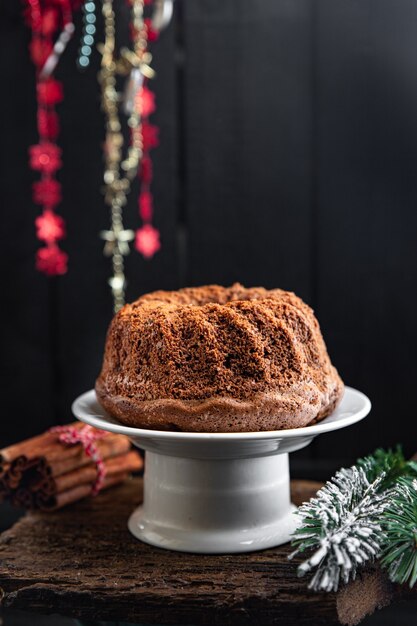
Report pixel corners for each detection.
[72,387,370,554]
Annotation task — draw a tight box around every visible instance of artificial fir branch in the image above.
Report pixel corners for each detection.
[290,447,417,593]
[289,466,392,592]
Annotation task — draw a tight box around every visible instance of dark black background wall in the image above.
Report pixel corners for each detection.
[1,0,417,477]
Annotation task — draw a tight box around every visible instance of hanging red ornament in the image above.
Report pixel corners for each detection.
[37,78,64,105]
[32,180,62,207]
[135,224,161,259]
[29,142,62,173]
[36,245,68,276]
[36,210,66,243]
[135,86,156,117]
[141,121,160,150]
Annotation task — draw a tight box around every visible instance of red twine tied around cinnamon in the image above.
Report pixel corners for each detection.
[50,425,108,495]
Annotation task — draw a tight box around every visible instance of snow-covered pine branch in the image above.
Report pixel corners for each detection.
[290,465,392,592]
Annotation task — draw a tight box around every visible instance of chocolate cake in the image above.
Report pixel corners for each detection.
[96,284,344,432]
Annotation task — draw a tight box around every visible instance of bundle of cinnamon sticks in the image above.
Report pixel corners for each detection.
[0,423,143,510]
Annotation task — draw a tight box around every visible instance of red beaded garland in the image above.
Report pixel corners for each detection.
[25,0,77,276]
[132,2,161,260]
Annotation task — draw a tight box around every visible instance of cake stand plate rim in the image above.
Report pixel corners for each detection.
[72,386,371,441]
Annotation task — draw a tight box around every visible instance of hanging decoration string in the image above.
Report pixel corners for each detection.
[26,0,76,276]
[77,0,97,69]
[98,0,162,312]
[134,3,162,261]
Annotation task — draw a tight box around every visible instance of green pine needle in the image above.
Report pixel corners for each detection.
[380,476,417,588]
[357,446,417,490]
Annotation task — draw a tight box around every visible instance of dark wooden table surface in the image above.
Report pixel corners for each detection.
[0,478,404,625]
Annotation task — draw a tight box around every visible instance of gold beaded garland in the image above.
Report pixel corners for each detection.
[98,0,151,312]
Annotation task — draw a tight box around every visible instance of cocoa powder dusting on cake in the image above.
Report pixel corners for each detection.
[96,284,344,432]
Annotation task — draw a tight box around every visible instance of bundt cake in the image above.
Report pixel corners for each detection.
[96,284,344,432]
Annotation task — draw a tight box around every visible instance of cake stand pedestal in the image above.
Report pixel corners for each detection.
[72,387,370,554]
[129,452,296,553]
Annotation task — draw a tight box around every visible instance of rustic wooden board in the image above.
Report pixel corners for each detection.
[0,478,400,625]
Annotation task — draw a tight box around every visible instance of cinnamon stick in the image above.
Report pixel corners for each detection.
[0,473,10,502]
[0,460,8,478]
[38,472,130,511]
[54,451,143,493]
[3,457,49,493]
[49,434,131,477]
[0,422,85,464]
[11,487,35,509]
[7,457,28,489]
[36,433,127,465]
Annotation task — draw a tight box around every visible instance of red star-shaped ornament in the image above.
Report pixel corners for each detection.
[33,180,62,207]
[36,245,68,275]
[141,122,159,150]
[35,210,65,243]
[135,224,161,259]
[29,142,62,173]
[135,86,156,118]
[37,79,64,106]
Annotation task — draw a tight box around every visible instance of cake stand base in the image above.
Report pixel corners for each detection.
[127,452,298,553]
[72,386,371,555]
